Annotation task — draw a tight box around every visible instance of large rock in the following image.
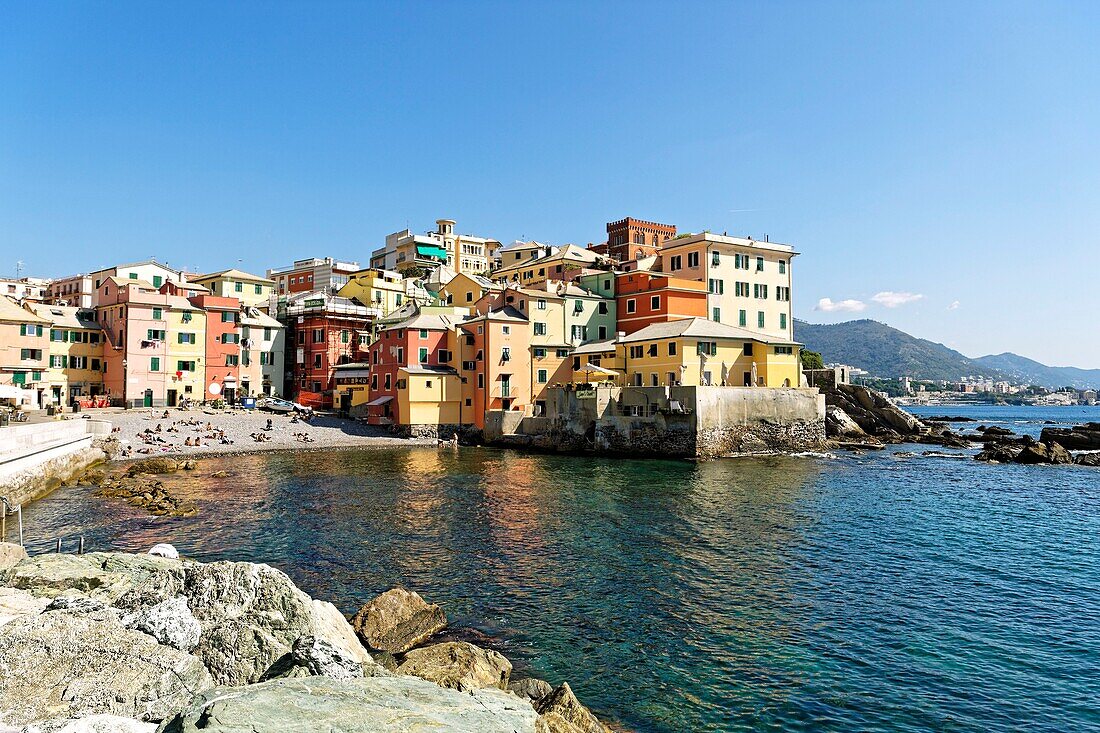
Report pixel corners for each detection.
[534,683,611,733]
[1014,441,1073,465]
[156,675,540,733]
[22,715,157,733]
[260,635,368,681]
[7,552,379,686]
[123,596,202,652]
[510,677,554,703]
[0,586,49,628]
[975,444,1020,463]
[350,587,447,653]
[125,458,179,476]
[1074,452,1100,467]
[397,641,511,692]
[824,405,865,438]
[7,552,184,603]
[1040,424,1100,451]
[0,541,27,572]
[0,609,212,725]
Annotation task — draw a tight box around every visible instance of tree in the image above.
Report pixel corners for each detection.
[800,349,824,370]
[398,265,430,280]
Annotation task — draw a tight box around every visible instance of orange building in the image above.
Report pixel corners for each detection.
[189,294,242,401]
[456,306,532,429]
[614,271,708,334]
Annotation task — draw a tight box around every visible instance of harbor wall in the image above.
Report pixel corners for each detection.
[485,386,825,459]
[0,420,112,507]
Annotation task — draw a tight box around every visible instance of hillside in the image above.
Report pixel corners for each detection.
[794,319,1100,389]
[793,319,1002,382]
[974,353,1100,391]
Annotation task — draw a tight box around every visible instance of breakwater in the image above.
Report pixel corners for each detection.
[0,420,113,507]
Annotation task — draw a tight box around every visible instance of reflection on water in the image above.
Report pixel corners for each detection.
[17,426,1100,733]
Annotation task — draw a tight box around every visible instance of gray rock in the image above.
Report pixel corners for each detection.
[0,541,27,572]
[156,675,539,733]
[1014,441,1073,465]
[21,715,157,733]
[534,683,611,733]
[0,586,48,628]
[6,551,379,687]
[7,552,184,603]
[397,641,512,692]
[350,587,447,653]
[0,609,212,725]
[1074,452,1100,466]
[46,591,107,614]
[825,405,865,438]
[261,635,367,681]
[124,596,201,652]
[510,677,554,703]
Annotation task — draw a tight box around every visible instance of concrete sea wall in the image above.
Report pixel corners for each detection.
[484,386,826,459]
[0,420,113,507]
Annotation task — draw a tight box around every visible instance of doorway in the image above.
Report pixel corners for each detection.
[143,389,153,407]
[167,389,177,407]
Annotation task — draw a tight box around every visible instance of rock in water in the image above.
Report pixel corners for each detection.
[1014,441,1073,465]
[535,683,612,733]
[157,675,539,733]
[125,458,178,476]
[397,641,512,692]
[974,444,1020,463]
[122,596,201,652]
[0,609,212,725]
[1074,452,1100,467]
[509,677,554,703]
[350,587,447,653]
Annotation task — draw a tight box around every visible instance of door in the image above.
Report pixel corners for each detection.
[143,389,153,407]
[167,389,177,407]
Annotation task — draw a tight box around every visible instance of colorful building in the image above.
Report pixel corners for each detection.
[615,271,709,335]
[365,310,460,425]
[0,296,50,405]
[371,219,501,276]
[589,217,677,261]
[282,292,373,406]
[656,233,796,340]
[189,269,276,310]
[337,268,408,318]
[617,317,801,389]
[29,304,105,405]
[491,244,609,288]
[456,306,531,429]
[240,307,285,397]
[267,257,360,298]
[164,299,207,406]
[189,294,242,402]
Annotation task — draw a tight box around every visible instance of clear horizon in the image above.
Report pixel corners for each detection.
[2,2,1098,367]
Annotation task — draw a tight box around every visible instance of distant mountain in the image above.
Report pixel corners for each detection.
[794,319,1100,389]
[794,319,998,382]
[973,352,1100,391]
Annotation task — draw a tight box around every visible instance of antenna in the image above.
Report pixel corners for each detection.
[16,260,24,278]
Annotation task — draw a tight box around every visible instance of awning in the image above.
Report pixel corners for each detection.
[366,395,394,406]
[577,364,619,376]
[415,244,448,260]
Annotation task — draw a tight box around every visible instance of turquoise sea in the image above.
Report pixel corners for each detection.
[16,405,1100,732]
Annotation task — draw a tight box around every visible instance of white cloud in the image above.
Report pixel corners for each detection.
[815,297,867,313]
[947,300,960,311]
[871,291,924,308]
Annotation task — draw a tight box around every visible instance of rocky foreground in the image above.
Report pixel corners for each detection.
[0,546,612,732]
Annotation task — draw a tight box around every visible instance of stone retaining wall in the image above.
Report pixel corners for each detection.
[0,420,112,506]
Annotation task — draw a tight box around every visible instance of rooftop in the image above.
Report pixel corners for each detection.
[621,317,798,345]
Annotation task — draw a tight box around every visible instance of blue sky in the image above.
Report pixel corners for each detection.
[2,2,1098,366]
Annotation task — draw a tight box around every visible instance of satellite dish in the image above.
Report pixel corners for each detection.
[209,382,222,395]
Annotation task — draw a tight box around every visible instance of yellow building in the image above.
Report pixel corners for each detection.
[240,307,285,397]
[568,338,624,385]
[657,233,797,340]
[189,269,276,310]
[1,298,50,405]
[490,244,606,287]
[338,268,409,317]
[164,301,207,406]
[438,272,502,310]
[396,365,463,426]
[28,304,105,405]
[614,317,801,389]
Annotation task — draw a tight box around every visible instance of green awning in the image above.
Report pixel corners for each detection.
[415,244,448,260]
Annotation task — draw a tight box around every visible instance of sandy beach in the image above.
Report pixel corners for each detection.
[91,407,432,458]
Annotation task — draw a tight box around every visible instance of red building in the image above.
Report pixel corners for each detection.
[284,292,372,407]
[188,294,242,401]
[365,310,456,425]
[590,217,677,261]
[614,271,708,334]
